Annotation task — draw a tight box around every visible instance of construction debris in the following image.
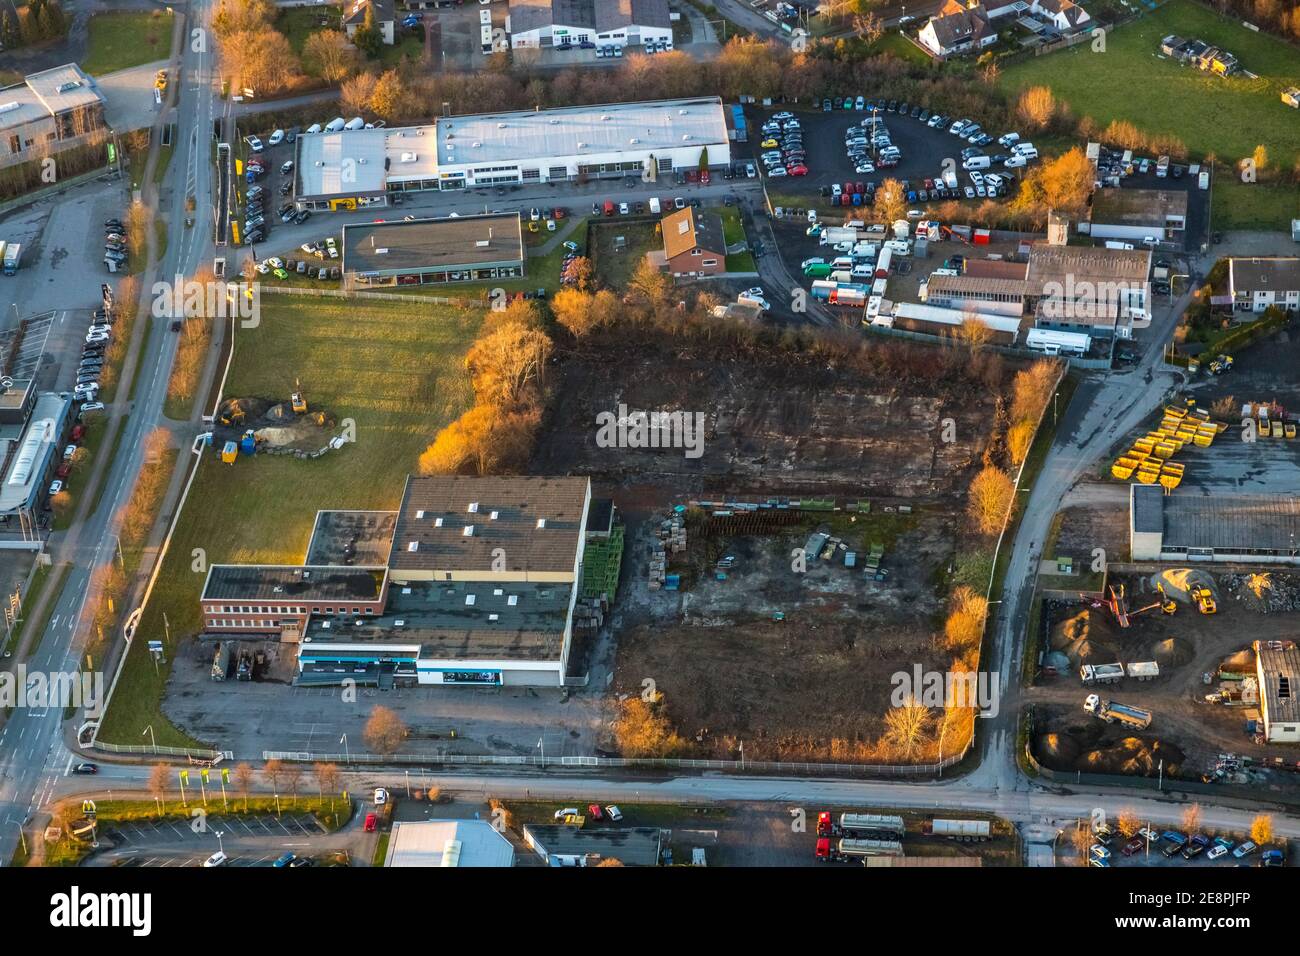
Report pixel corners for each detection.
[1220,571,1300,613]
[648,511,686,591]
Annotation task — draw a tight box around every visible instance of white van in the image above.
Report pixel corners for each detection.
[831,256,854,271]
[829,270,854,284]
[1013,142,1036,155]
[324,117,346,132]
[1104,240,1135,250]
[997,132,1020,148]
[344,117,366,130]
[962,155,991,171]
[1017,147,1039,160]
[884,239,910,256]
[306,123,322,134]
[648,197,661,214]
[1003,154,1027,168]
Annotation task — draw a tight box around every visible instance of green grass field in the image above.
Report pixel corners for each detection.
[82,11,174,75]
[1000,0,1300,164]
[95,294,482,748]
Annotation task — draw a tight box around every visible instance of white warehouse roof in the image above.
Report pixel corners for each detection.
[435,97,728,167]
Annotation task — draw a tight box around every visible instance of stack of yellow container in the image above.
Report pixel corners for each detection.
[1109,404,1225,491]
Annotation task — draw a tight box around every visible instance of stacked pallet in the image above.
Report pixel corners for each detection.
[648,513,686,590]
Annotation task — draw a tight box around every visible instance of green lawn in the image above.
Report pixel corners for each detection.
[82,11,174,76]
[1211,177,1300,231]
[592,220,660,289]
[1000,0,1300,165]
[717,206,756,272]
[94,294,483,748]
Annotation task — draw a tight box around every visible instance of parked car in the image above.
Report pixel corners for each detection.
[72,762,98,774]
[1207,844,1228,861]
[267,129,285,146]
[273,852,296,867]
[245,135,263,152]
[605,805,623,822]
[203,851,228,867]
[1233,841,1257,858]
[553,807,580,819]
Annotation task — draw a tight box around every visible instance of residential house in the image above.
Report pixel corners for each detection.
[1227,257,1300,314]
[916,0,998,58]
[654,205,727,277]
[343,0,396,45]
[1030,0,1090,32]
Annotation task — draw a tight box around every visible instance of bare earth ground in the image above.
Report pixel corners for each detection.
[1030,570,1300,786]
[532,334,1006,761]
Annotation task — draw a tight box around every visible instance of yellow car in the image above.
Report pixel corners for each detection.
[154,69,168,92]
[760,138,779,149]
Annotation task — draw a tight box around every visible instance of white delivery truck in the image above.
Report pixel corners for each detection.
[648,197,661,214]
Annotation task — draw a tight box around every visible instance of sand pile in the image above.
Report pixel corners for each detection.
[1050,609,1119,667]
[1035,732,1081,768]
[1152,568,1217,603]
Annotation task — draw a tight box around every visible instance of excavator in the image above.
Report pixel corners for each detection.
[291,378,307,415]
[1191,585,1217,615]
[1106,582,1176,628]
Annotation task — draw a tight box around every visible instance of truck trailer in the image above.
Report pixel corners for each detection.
[926,818,991,841]
[1026,327,1090,357]
[1080,662,1125,685]
[1126,661,1160,681]
[816,837,904,861]
[1084,694,1152,729]
[817,811,905,838]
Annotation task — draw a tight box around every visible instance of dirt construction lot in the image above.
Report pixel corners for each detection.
[534,327,1013,762]
[1030,568,1300,785]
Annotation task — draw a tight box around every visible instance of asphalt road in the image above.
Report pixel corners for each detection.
[0,0,223,865]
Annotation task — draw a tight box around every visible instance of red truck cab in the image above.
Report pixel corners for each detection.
[817,811,834,837]
[816,837,832,861]
[603,200,615,217]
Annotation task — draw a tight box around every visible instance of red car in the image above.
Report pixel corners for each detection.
[587,804,604,820]
[364,813,378,832]
[56,462,72,479]
[786,164,808,176]
[552,207,567,220]
[843,181,853,196]
[1122,836,1144,856]
[71,425,86,441]
[854,181,865,195]
[700,170,710,185]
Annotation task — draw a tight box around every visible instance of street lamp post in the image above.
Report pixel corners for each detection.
[340,733,350,763]
[142,724,156,754]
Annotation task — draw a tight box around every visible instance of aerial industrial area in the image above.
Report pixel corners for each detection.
[0,0,1297,911]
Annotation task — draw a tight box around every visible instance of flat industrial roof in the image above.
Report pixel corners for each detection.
[891,301,1024,335]
[1130,483,1163,535]
[296,128,389,197]
[201,565,387,603]
[0,64,102,131]
[524,825,663,866]
[925,274,1030,298]
[389,475,588,575]
[962,259,1029,280]
[342,214,523,275]
[384,820,515,867]
[434,97,728,167]
[0,392,71,514]
[1091,187,1189,226]
[1162,493,1300,553]
[305,510,398,566]
[1027,245,1152,287]
[301,579,573,661]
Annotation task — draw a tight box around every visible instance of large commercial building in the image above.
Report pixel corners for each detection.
[0,389,74,547]
[294,97,730,208]
[507,0,672,49]
[384,820,516,866]
[0,64,107,171]
[341,214,525,287]
[522,824,663,866]
[201,476,600,687]
[1028,245,1151,339]
[1130,484,1300,565]
[1086,188,1188,243]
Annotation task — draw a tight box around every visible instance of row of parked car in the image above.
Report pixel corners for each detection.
[103,214,128,273]
[1090,824,1282,866]
[758,111,809,179]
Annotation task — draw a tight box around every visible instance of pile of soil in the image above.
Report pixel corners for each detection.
[1079,736,1184,777]
[1219,648,1256,673]
[217,396,272,425]
[1035,732,1081,767]
[1149,636,1194,668]
[1221,571,1300,613]
[1049,608,1120,667]
[1152,568,1217,604]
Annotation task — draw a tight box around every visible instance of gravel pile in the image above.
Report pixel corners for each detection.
[1220,572,1300,613]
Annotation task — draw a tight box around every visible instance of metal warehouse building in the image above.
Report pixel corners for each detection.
[1130,484,1300,564]
[294,97,730,207]
[341,213,525,287]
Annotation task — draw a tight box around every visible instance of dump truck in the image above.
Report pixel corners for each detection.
[1084,694,1152,729]
[1080,662,1125,685]
[1126,661,1160,681]
[925,818,991,841]
[1191,586,1217,615]
[816,837,903,861]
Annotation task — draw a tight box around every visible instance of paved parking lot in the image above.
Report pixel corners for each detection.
[740,103,1024,207]
[84,812,339,867]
